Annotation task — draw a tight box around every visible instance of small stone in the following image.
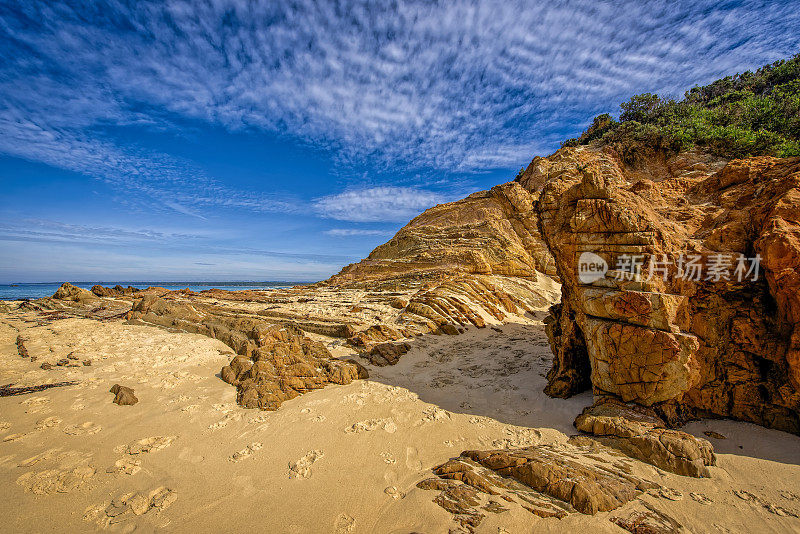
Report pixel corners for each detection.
[703,431,726,440]
[40,363,52,370]
[110,384,138,406]
[82,359,92,366]
[56,359,69,366]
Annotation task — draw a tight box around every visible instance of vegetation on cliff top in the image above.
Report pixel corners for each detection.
[563,53,800,162]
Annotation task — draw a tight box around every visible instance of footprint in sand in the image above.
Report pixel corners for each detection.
[106,457,142,475]
[178,447,204,464]
[690,492,712,504]
[17,466,96,495]
[0,422,11,432]
[3,432,28,442]
[733,489,798,517]
[20,396,50,414]
[415,406,450,426]
[209,412,242,430]
[181,404,200,413]
[289,450,324,479]
[117,436,176,455]
[380,452,397,465]
[734,489,758,502]
[311,415,326,423]
[84,487,177,528]
[16,448,90,468]
[651,487,683,501]
[230,442,263,463]
[384,486,405,500]
[345,418,397,434]
[249,414,270,425]
[64,422,102,436]
[405,447,422,471]
[764,503,799,517]
[334,513,355,533]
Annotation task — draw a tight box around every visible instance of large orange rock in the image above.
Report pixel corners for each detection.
[534,146,800,433]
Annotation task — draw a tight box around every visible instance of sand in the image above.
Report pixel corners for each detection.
[1,308,799,533]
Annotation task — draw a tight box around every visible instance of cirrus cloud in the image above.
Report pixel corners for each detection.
[314,187,447,222]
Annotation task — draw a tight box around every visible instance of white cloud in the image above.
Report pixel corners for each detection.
[314,187,446,222]
[0,0,798,200]
[324,228,393,237]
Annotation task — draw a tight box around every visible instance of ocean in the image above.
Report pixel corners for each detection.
[0,281,304,300]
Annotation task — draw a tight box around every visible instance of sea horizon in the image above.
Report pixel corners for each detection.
[0,280,310,300]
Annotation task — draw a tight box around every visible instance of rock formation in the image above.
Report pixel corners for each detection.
[127,295,368,410]
[416,441,665,531]
[532,146,800,433]
[110,384,139,406]
[571,400,715,477]
[329,181,556,283]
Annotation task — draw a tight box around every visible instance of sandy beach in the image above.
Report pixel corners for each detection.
[2,304,799,533]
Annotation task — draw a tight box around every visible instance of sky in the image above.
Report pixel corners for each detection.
[0,1,798,283]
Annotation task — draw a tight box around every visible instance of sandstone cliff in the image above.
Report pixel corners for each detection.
[329,181,556,284]
[529,145,800,434]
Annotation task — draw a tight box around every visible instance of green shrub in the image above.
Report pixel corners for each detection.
[568,54,800,161]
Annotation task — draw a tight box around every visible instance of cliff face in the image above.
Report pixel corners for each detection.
[329,181,556,284]
[530,146,800,433]
[325,180,561,340]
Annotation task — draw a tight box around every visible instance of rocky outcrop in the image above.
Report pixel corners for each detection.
[127,295,367,410]
[92,285,141,297]
[321,180,561,357]
[53,282,98,303]
[534,146,800,433]
[571,400,715,477]
[417,442,661,531]
[329,182,556,283]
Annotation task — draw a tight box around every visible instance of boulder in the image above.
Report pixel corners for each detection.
[53,282,98,303]
[572,400,716,477]
[110,384,138,406]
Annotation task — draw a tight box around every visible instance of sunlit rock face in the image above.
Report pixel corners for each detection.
[532,146,800,433]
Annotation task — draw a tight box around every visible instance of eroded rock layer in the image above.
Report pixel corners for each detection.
[416,442,664,531]
[533,146,800,433]
[126,295,367,410]
[329,181,556,283]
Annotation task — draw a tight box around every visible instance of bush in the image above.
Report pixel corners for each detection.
[567,54,800,161]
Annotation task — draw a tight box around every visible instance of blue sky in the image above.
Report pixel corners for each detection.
[0,1,798,283]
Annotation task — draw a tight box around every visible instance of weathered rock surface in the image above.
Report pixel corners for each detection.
[363,341,411,366]
[128,296,366,410]
[534,146,800,434]
[571,400,715,477]
[610,501,684,534]
[330,181,556,283]
[92,284,141,297]
[53,282,98,303]
[110,384,138,406]
[417,443,660,530]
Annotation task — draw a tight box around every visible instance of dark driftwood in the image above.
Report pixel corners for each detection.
[0,381,77,397]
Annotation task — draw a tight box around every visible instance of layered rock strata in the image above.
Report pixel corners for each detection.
[127,295,367,410]
[533,147,800,433]
[417,442,663,531]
